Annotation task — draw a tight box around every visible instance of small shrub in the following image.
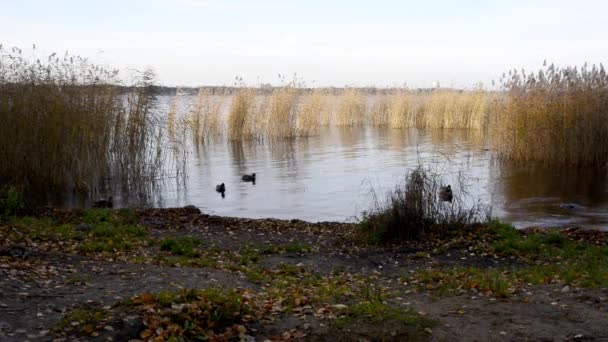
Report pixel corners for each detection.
[360,165,490,242]
[0,185,25,217]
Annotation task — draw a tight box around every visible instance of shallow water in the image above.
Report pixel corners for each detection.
[113,123,608,230]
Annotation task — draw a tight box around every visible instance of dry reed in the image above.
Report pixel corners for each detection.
[0,46,170,200]
[335,88,366,126]
[296,89,324,136]
[228,88,256,140]
[189,89,223,143]
[491,62,608,167]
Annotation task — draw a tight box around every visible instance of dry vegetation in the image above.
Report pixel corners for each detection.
[491,62,608,166]
[0,46,172,201]
[206,61,608,168]
[188,88,223,143]
[2,43,606,206]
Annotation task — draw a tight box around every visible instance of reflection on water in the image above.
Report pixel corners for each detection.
[493,164,608,228]
[106,125,606,230]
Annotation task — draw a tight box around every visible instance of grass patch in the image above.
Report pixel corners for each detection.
[406,222,608,296]
[4,213,149,254]
[331,301,435,340]
[159,236,202,257]
[0,185,26,218]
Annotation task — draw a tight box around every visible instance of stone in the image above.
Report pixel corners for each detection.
[0,321,12,333]
[74,223,93,232]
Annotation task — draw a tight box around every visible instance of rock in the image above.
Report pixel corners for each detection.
[113,315,144,341]
[0,245,27,259]
[74,223,93,232]
[0,321,12,333]
[559,203,585,211]
[182,205,201,215]
[332,304,348,310]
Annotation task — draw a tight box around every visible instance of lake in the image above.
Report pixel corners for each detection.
[60,94,607,230]
[136,122,607,230]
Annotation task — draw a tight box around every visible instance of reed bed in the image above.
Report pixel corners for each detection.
[296,89,324,136]
[268,86,298,139]
[419,90,487,129]
[220,88,490,139]
[491,63,608,167]
[0,46,171,201]
[335,88,366,126]
[189,89,223,143]
[228,89,256,140]
[387,91,418,128]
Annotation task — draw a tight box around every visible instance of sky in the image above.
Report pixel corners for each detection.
[2,0,608,88]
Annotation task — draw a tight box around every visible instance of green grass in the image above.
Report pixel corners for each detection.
[407,221,608,296]
[331,300,436,339]
[333,301,428,327]
[0,185,25,218]
[159,236,202,257]
[4,212,149,254]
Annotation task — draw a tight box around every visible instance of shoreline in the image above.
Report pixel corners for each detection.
[1,206,607,341]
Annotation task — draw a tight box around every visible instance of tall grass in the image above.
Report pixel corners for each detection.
[419,90,487,129]
[296,89,324,136]
[491,62,608,167]
[189,89,223,144]
[268,86,298,139]
[387,91,418,128]
[228,88,256,140]
[0,46,168,200]
[335,88,366,126]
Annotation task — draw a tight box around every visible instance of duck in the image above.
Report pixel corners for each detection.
[215,183,226,193]
[439,185,453,203]
[242,173,256,182]
[92,196,113,208]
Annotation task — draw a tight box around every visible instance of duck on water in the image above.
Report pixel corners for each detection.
[216,183,226,198]
[439,185,453,203]
[92,197,113,208]
[242,173,256,182]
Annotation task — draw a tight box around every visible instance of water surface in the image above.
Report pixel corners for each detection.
[135,125,608,230]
